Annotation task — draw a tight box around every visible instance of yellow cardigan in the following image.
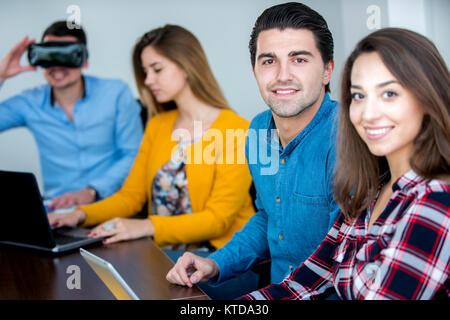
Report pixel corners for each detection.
[80,109,255,249]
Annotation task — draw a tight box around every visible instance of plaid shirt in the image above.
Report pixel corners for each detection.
[242,170,450,300]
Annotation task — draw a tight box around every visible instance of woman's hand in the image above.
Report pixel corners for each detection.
[47,208,87,228]
[87,218,155,244]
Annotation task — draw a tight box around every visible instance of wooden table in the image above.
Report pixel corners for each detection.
[0,238,209,300]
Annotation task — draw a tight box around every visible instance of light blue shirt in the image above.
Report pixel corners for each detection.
[0,75,143,199]
[209,93,341,284]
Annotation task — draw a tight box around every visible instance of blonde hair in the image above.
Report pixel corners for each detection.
[132,24,230,117]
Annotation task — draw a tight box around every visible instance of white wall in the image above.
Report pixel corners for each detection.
[387,0,450,64]
[0,0,448,193]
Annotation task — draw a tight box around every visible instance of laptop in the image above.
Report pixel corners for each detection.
[80,248,140,300]
[0,170,103,253]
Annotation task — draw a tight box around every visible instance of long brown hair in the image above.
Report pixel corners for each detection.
[132,24,230,117]
[334,28,450,220]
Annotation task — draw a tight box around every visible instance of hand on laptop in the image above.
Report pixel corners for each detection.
[86,218,155,245]
[166,252,220,288]
[48,187,97,211]
[47,208,87,228]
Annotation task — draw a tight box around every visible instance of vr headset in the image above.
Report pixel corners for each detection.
[28,41,88,68]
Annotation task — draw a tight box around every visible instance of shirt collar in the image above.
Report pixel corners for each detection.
[392,169,425,192]
[265,92,334,155]
[49,75,87,107]
[264,115,281,151]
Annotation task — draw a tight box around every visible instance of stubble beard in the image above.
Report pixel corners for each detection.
[267,81,323,119]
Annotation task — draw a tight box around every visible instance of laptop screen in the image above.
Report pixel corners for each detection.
[0,170,56,248]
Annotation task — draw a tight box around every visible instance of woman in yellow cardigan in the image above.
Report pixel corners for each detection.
[48,25,255,253]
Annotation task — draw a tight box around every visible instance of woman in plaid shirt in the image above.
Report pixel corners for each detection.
[242,28,450,300]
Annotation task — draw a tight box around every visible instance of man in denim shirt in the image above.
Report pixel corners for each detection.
[0,21,143,211]
[167,2,340,299]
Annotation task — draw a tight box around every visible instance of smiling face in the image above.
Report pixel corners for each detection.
[140,45,189,104]
[253,28,333,118]
[349,52,424,165]
[42,35,86,89]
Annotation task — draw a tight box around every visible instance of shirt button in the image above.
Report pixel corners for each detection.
[278,234,283,240]
[289,265,293,271]
[276,197,281,203]
[281,158,286,164]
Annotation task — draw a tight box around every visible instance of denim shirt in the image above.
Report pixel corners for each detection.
[209,93,340,284]
[0,75,143,199]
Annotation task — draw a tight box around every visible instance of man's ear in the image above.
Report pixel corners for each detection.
[323,60,334,86]
[82,59,89,69]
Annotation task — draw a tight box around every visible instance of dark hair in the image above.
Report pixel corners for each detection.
[249,2,334,92]
[334,28,450,220]
[42,20,87,45]
[132,24,230,116]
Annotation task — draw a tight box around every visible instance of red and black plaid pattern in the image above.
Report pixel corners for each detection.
[242,170,450,300]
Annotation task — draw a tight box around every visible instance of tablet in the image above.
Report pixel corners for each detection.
[80,248,139,300]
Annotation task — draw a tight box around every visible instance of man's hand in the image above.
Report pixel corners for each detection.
[48,187,97,211]
[47,208,87,228]
[0,36,37,83]
[166,252,220,288]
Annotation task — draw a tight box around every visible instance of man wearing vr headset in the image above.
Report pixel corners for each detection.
[0,21,143,211]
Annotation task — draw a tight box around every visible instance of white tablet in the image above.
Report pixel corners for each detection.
[80,248,140,300]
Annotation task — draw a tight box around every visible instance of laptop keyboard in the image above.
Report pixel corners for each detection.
[53,233,86,245]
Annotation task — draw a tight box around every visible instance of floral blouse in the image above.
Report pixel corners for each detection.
[151,140,192,218]
[151,140,204,251]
